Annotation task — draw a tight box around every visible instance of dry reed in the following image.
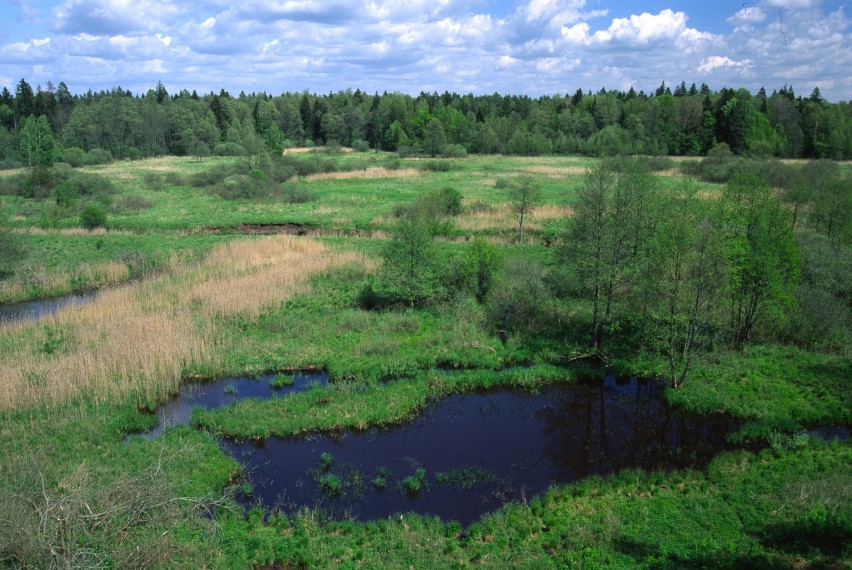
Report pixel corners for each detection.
[0,236,362,411]
[455,202,572,232]
[303,168,420,182]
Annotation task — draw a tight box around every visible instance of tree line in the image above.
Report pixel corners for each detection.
[1,79,851,167]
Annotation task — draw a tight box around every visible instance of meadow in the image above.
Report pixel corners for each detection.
[0,150,848,568]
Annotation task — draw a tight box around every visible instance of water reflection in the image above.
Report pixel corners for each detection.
[224,376,738,524]
[0,292,100,324]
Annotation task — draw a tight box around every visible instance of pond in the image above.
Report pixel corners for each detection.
[0,291,100,325]
[220,376,740,525]
[142,370,328,438]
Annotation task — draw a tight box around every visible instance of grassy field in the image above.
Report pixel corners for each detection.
[0,151,848,568]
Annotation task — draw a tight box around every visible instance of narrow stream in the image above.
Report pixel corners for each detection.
[0,291,100,324]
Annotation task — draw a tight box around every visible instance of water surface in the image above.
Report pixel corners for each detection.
[224,376,738,524]
[143,370,328,438]
[0,291,100,324]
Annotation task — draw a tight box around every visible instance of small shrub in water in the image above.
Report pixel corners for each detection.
[270,374,295,389]
[223,384,237,395]
[320,452,333,471]
[319,473,342,497]
[399,468,427,496]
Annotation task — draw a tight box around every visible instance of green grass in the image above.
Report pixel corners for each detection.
[1,152,849,568]
[215,442,851,569]
[668,344,851,439]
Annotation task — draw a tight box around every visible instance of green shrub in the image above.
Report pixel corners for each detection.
[212,142,244,156]
[398,468,427,496]
[79,204,107,230]
[440,144,468,158]
[23,166,54,199]
[279,182,316,203]
[270,374,295,389]
[351,139,370,152]
[319,473,341,497]
[419,160,452,172]
[62,147,85,167]
[83,148,113,166]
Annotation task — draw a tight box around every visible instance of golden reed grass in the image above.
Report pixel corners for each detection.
[302,168,420,182]
[455,203,573,232]
[0,236,363,411]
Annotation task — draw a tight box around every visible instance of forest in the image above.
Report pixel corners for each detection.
[0,77,849,568]
[1,78,851,167]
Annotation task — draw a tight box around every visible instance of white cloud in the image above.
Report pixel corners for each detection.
[561,22,589,43]
[697,55,752,74]
[590,9,688,46]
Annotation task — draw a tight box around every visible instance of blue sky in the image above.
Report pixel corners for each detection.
[1,0,849,100]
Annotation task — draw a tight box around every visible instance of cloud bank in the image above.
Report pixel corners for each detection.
[0,0,849,100]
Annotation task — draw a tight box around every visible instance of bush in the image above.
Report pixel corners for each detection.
[700,143,737,182]
[419,160,453,172]
[62,147,85,167]
[643,155,674,171]
[23,166,55,199]
[212,142,245,156]
[114,196,154,212]
[444,240,504,303]
[440,144,468,158]
[279,182,316,203]
[487,257,554,335]
[79,204,107,230]
[83,148,113,166]
[0,172,25,196]
[351,139,370,152]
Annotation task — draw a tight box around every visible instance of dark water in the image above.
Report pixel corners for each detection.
[0,291,100,324]
[223,376,739,525]
[143,371,328,438]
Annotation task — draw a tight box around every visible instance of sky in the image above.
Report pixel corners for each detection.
[1,0,850,101]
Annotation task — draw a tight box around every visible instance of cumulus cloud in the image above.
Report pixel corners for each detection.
[0,0,848,100]
[51,0,186,34]
[697,55,752,74]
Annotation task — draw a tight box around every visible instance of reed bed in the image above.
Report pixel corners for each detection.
[455,203,572,232]
[12,227,134,236]
[523,166,586,175]
[0,261,131,303]
[303,168,420,182]
[0,236,359,411]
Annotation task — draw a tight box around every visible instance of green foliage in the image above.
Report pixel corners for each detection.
[507,177,541,242]
[369,216,443,308]
[487,257,553,336]
[19,115,55,167]
[723,168,799,346]
[83,148,113,166]
[79,203,107,230]
[62,147,85,167]
[444,239,503,303]
[270,374,295,389]
[398,468,427,496]
[0,221,23,279]
[699,142,737,182]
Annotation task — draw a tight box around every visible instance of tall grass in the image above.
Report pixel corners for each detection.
[303,168,420,181]
[0,260,131,302]
[0,236,361,411]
